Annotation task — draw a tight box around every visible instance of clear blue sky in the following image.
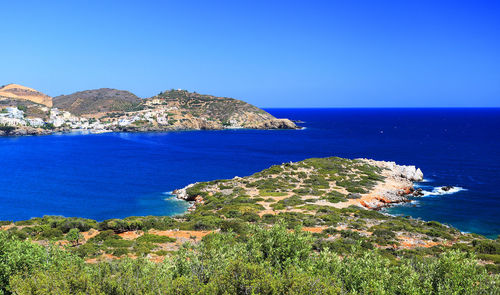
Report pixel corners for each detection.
[1,0,499,107]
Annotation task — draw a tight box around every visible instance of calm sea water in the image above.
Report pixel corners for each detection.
[0,109,499,238]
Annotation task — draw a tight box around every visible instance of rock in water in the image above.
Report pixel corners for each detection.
[441,186,454,192]
[413,188,424,196]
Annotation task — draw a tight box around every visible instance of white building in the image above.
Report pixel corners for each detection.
[5,107,24,119]
[26,118,45,127]
[0,117,26,126]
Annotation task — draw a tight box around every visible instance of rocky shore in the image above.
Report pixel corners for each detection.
[111,118,298,133]
[172,183,205,212]
[0,126,53,136]
[0,119,299,137]
[355,159,424,209]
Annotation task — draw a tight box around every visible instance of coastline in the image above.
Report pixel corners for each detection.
[171,183,204,212]
[2,155,499,274]
[2,107,499,238]
[353,159,424,210]
[0,122,301,137]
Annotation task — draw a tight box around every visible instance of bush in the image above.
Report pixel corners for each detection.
[473,239,500,255]
[341,230,362,240]
[73,243,101,258]
[323,191,348,203]
[136,234,176,244]
[372,228,396,239]
[38,227,64,240]
[241,212,260,222]
[43,216,98,233]
[6,228,28,240]
[220,220,249,235]
[98,219,130,233]
[103,238,133,248]
[112,247,130,257]
[65,228,83,246]
[1,226,499,294]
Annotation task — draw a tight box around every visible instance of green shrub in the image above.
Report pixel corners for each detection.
[220,220,249,235]
[2,226,499,294]
[241,212,260,222]
[112,247,130,257]
[477,253,500,264]
[372,228,396,239]
[136,234,176,244]
[341,230,362,240]
[88,230,119,243]
[72,243,101,258]
[323,191,348,203]
[38,227,64,240]
[259,190,288,197]
[473,239,500,255]
[14,219,38,226]
[65,228,83,246]
[6,227,28,240]
[103,238,133,248]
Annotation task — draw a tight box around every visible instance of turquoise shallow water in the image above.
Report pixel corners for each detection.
[0,108,499,238]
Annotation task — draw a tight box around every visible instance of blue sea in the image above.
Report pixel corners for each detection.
[0,109,499,238]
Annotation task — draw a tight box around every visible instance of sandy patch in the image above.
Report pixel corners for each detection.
[118,230,143,240]
[82,229,99,241]
[302,226,327,233]
[149,229,213,243]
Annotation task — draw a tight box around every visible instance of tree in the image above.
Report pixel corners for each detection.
[65,228,83,246]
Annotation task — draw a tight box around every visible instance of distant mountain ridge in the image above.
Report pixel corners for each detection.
[0,84,52,107]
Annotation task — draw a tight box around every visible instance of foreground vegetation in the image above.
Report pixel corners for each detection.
[1,224,498,294]
[1,157,499,294]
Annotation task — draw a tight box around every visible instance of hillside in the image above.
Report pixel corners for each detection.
[53,88,142,116]
[49,88,297,130]
[148,89,296,129]
[0,156,498,294]
[0,84,52,107]
[104,89,297,130]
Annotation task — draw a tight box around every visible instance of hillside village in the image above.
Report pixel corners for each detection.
[0,106,106,131]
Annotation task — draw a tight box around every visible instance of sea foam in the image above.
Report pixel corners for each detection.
[421,186,466,197]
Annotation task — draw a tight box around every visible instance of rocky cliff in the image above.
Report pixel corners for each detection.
[356,159,424,209]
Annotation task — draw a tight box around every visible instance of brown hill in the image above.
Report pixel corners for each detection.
[53,88,142,115]
[0,84,53,107]
[149,89,298,129]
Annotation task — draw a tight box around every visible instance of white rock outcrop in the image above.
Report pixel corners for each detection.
[358,159,424,182]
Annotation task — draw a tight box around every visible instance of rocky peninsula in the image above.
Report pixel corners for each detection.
[173,157,425,213]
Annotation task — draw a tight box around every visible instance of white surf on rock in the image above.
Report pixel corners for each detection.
[421,186,466,197]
